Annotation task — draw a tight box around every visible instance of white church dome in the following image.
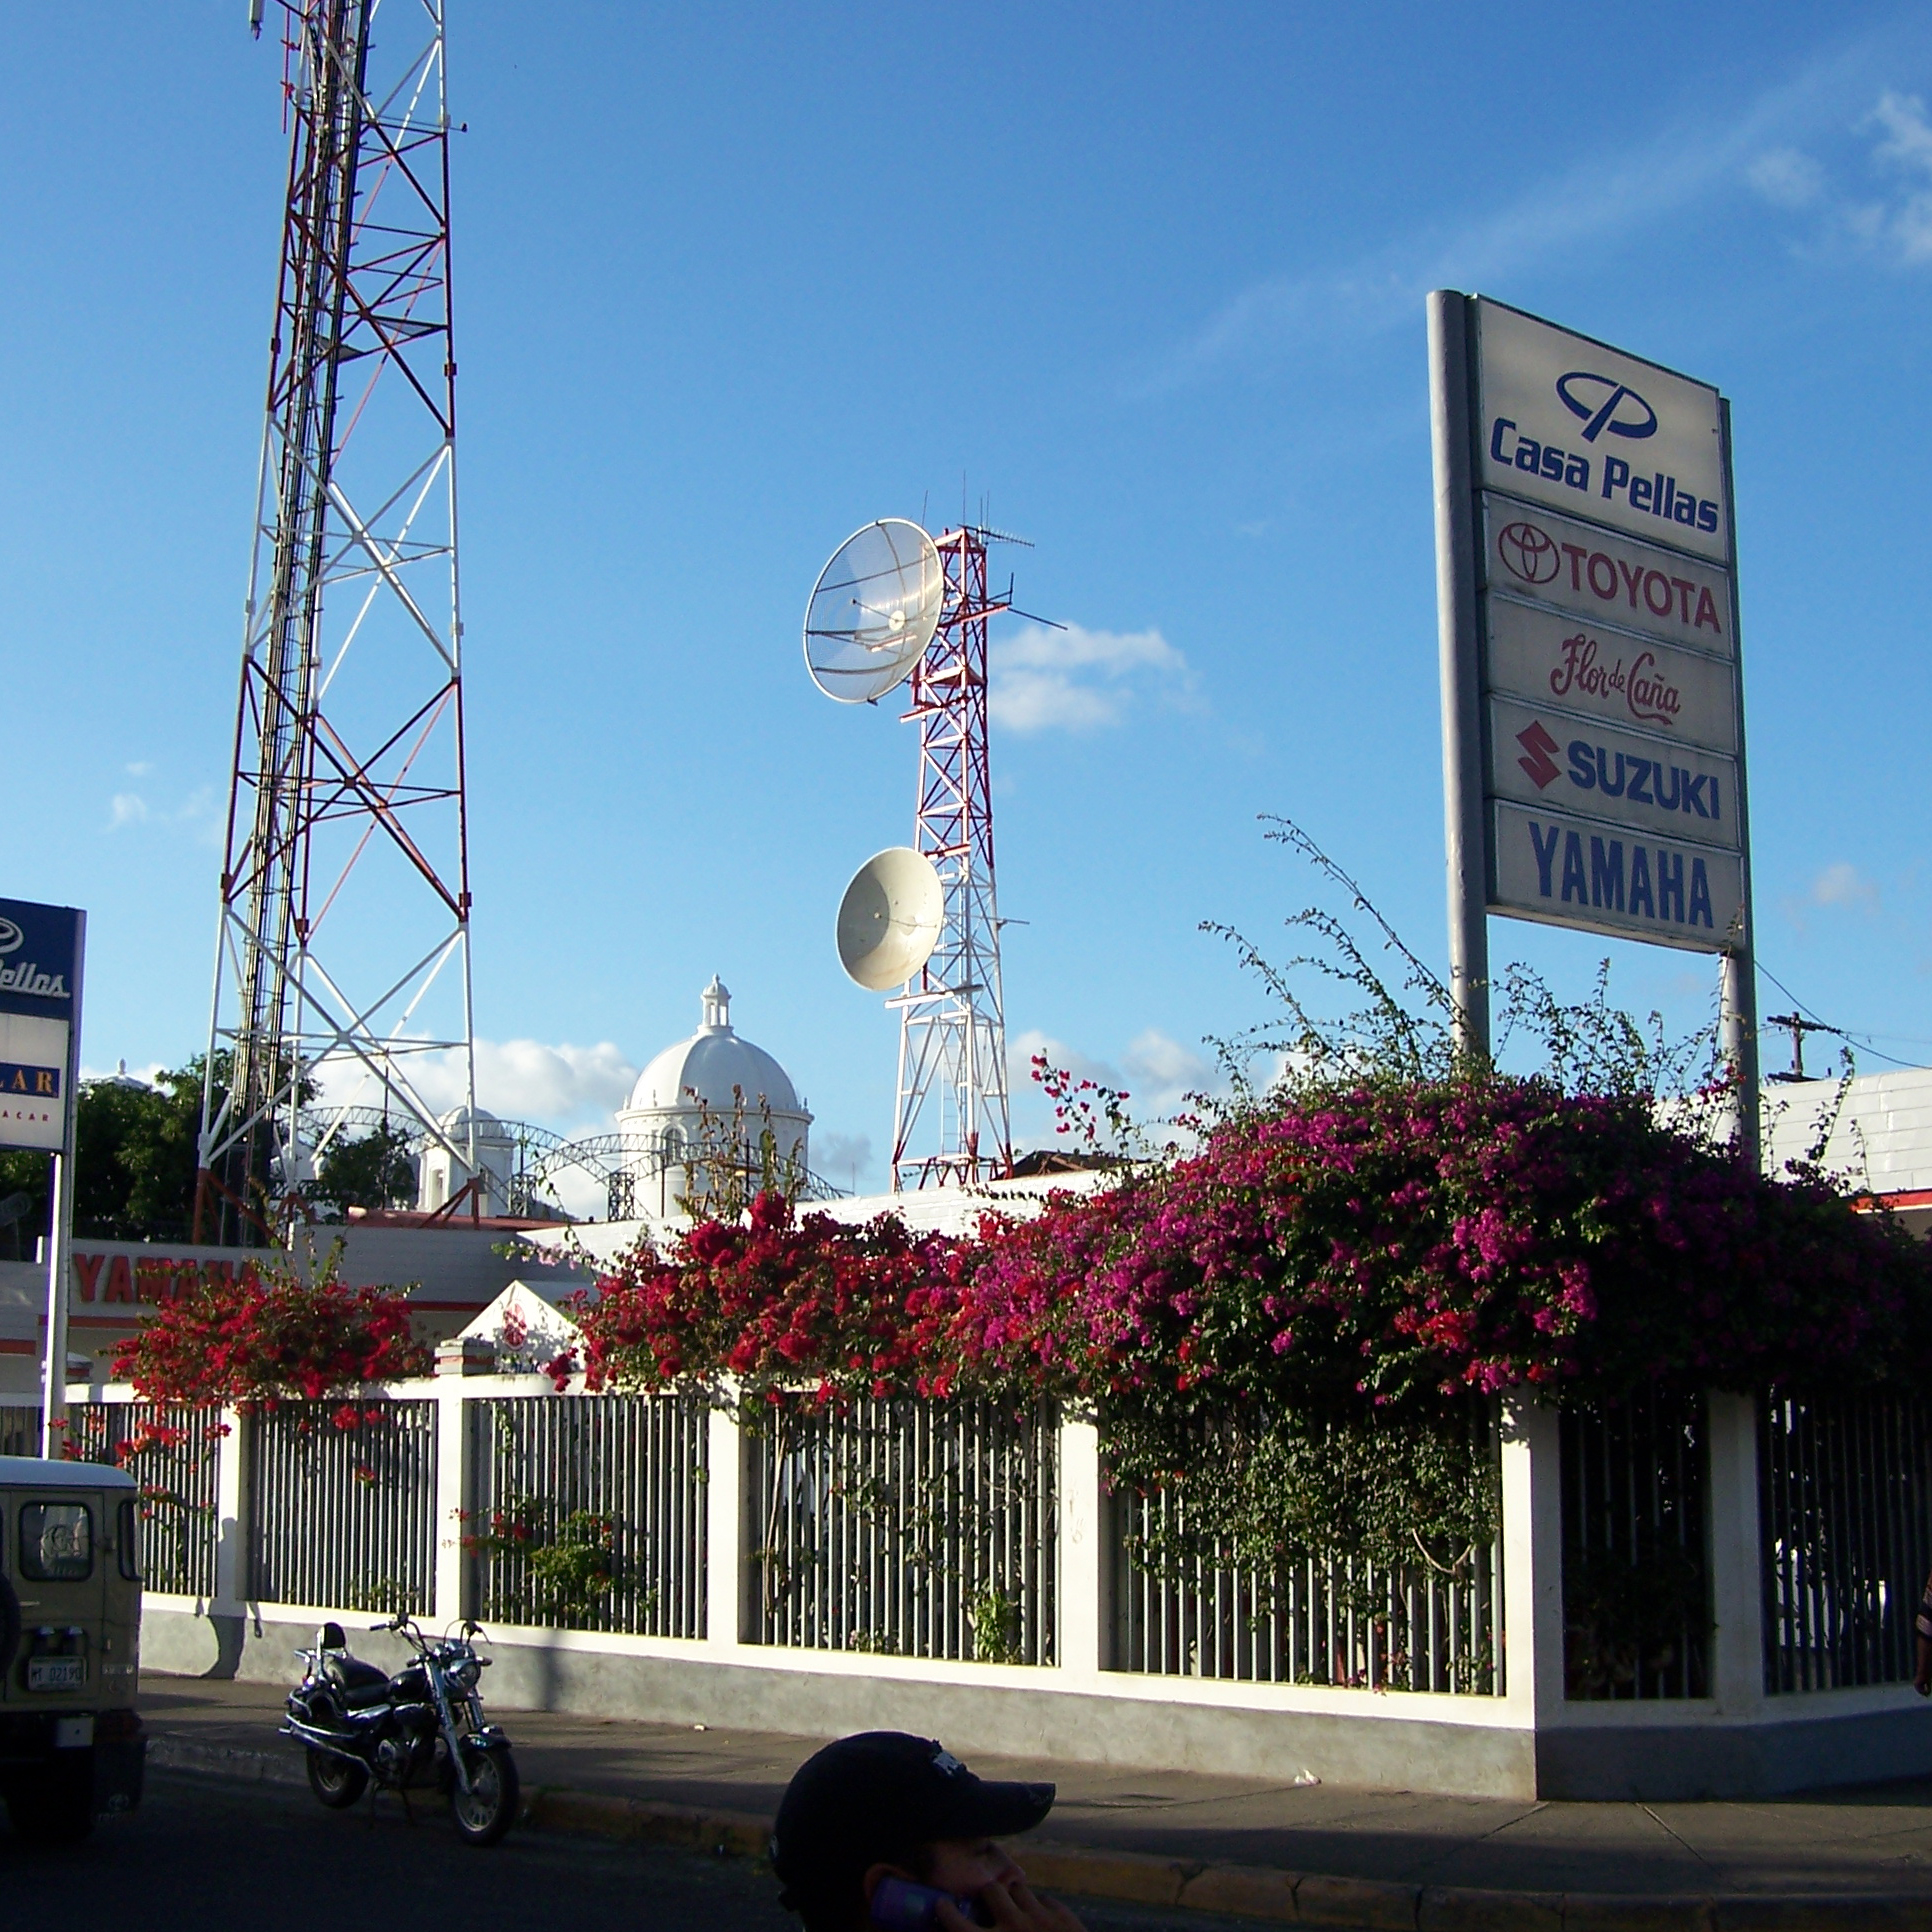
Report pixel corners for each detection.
[626,977,801,1116]
[437,1103,512,1143]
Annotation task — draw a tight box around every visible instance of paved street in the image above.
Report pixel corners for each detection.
[0,1770,793,1932]
[0,1769,1235,1932]
[143,1675,1932,1899]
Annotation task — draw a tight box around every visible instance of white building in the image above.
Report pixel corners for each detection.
[616,977,811,1219]
[1764,1064,1932,1238]
[417,1103,518,1215]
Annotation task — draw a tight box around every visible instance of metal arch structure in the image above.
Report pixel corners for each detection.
[890,527,1015,1190]
[197,0,476,1244]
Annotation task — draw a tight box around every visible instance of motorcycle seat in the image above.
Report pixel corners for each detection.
[326,1656,391,1706]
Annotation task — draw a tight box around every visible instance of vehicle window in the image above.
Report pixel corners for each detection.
[21,1502,93,1581]
[118,1498,141,1582]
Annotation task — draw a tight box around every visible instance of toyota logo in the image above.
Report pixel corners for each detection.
[1497,521,1559,585]
[1556,371,1657,444]
[0,919,21,958]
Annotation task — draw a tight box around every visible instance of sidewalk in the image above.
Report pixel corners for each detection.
[142,1673,1932,1926]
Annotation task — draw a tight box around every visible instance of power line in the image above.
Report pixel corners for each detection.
[1756,962,1921,1074]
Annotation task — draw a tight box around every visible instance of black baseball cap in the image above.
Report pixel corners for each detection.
[771,1733,1055,1912]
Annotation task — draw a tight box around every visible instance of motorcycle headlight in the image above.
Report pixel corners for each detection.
[449,1655,481,1692]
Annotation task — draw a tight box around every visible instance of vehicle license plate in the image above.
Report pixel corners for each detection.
[27,1657,85,1692]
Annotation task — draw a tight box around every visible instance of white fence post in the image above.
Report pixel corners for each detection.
[211,1404,247,1613]
[1704,1388,1764,1716]
[705,1404,745,1651]
[1499,1394,1565,1723]
[1057,1418,1105,1680]
[434,1379,471,1625]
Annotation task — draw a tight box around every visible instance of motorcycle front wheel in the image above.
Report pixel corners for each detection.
[450,1742,518,1846]
[306,1749,369,1809]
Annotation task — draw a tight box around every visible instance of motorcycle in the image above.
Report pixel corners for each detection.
[280,1613,520,1846]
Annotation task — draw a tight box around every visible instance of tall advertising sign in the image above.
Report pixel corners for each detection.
[0,899,86,1453]
[1428,293,1757,1151]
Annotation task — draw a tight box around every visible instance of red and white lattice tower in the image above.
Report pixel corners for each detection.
[197,0,474,1242]
[890,528,1014,1189]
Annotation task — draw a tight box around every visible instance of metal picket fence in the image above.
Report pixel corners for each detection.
[1759,1390,1932,1693]
[1560,1390,1710,1699]
[247,1400,437,1615]
[1109,1412,1504,1693]
[65,1400,221,1597]
[0,1404,37,1458]
[748,1396,1057,1664]
[468,1395,708,1637]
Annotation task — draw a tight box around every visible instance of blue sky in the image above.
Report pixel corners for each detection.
[7,3,1932,1190]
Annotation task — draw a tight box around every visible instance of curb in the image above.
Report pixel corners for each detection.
[150,1736,1932,1932]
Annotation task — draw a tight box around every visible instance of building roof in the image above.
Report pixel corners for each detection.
[1762,1064,1932,1196]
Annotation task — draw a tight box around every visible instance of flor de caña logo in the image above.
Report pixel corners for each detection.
[1483,587,1739,755]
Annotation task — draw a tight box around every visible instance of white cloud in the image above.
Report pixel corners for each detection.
[1009,1024,1222,1143]
[124,760,154,779]
[1812,861,1880,911]
[319,1037,639,1133]
[1009,1027,1120,1097]
[1122,1028,1213,1110]
[817,1131,875,1192]
[106,782,217,841]
[1748,147,1826,209]
[1146,31,1895,387]
[989,623,1193,733]
[1862,91,1932,261]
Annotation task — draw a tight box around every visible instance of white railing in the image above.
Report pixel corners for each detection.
[51,1378,1932,1799]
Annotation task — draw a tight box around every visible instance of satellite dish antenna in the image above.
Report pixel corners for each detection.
[804,519,943,704]
[837,847,945,991]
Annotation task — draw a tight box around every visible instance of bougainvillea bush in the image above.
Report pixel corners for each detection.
[574,1190,966,1407]
[569,1072,1932,1573]
[938,1074,1932,1566]
[111,1249,429,1409]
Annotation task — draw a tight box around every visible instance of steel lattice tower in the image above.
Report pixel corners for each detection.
[197,0,474,1243]
[890,527,1013,1189]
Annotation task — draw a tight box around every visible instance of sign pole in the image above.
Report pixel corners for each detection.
[1428,289,1491,1061]
[1718,398,1761,1172]
[38,911,84,1454]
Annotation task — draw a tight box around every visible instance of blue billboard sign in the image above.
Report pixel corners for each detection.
[0,898,83,1155]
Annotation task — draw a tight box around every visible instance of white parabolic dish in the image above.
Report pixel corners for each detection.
[837,847,945,991]
[803,519,943,704]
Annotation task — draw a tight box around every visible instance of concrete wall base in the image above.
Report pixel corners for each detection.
[141,1606,1537,1798]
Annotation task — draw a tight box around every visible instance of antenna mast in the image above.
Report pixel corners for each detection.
[891,528,1013,1188]
[197,0,475,1242]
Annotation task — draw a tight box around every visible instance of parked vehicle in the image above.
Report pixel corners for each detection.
[281,1612,518,1845]
[0,1454,147,1842]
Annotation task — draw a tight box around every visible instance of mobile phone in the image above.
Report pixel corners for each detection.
[868,1877,981,1930]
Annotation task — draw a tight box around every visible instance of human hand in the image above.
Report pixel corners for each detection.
[937,1877,1087,1932]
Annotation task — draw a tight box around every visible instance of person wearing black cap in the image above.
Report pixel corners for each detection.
[770,1732,1088,1932]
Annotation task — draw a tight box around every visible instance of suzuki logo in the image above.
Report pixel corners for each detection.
[0,919,21,958]
[1516,720,1561,790]
[1556,371,1658,444]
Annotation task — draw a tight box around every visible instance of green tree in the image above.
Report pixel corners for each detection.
[73,1064,205,1240]
[314,1121,418,1216]
[0,1060,210,1249]
[0,1149,48,1259]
